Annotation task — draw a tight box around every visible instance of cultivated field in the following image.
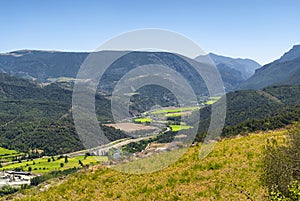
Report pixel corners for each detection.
[0,147,23,164]
[0,155,107,174]
[105,123,158,133]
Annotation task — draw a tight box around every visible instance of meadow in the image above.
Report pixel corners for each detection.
[203,96,221,105]
[151,107,200,114]
[0,155,107,174]
[165,113,182,117]
[0,147,23,164]
[134,117,152,123]
[169,124,193,131]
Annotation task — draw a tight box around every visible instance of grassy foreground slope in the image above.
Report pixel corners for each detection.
[8,129,289,201]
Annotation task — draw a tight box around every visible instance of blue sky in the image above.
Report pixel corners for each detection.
[0,0,300,64]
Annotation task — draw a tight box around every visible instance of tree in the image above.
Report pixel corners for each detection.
[64,156,68,163]
[84,152,90,159]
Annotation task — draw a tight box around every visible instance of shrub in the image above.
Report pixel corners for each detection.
[0,185,18,196]
[262,123,300,199]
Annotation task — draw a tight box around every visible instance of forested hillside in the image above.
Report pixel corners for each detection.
[195,85,300,141]
[1,71,300,155]
[0,73,127,155]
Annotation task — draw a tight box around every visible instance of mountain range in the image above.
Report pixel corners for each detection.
[1,45,300,93]
[0,50,261,93]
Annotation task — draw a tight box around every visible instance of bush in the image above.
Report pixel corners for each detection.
[269,181,300,201]
[31,168,78,186]
[262,123,300,200]
[0,185,18,196]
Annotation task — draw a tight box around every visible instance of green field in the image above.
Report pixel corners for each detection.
[165,113,182,117]
[151,107,200,114]
[169,125,193,131]
[0,147,18,156]
[204,100,215,105]
[0,155,107,173]
[203,96,221,105]
[134,117,152,123]
[0,147,23,163]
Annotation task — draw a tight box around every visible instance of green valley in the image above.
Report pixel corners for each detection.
[0,40,299,201]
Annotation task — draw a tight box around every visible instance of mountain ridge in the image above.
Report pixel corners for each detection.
[240,45,300,89]
[277,44,300,62]
[195,52,261,80]
[0,49,260,92]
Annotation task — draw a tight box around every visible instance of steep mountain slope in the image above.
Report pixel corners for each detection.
[195,84,300,141]
[240,45,300,89]
[98,51,209,96]
[277,44,300,62]
[225,84,300,125]
[215,63,245,91]
[195,53,261,91]
[206,53,261,79]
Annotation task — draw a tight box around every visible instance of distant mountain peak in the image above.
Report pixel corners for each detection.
[278,44,300,62]
[208,53,260,63]
[195,53,261,79]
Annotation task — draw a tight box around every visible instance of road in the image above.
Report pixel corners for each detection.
[68,126,171,157]
[67,135,155,157]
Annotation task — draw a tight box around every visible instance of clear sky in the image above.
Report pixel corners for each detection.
[1,0,300,65]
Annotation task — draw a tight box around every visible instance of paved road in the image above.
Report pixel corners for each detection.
[67,135,154,157]
[68,127,171,157]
